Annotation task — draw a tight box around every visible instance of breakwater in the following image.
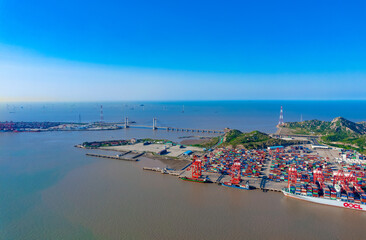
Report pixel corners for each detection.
[86,153,139,161]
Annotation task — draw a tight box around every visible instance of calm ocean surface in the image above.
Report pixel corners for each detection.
[1,101,366,239]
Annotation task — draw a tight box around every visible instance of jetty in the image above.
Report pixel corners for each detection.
[86,153,138,161]
[132,152,145,159]
[143,167,183,176]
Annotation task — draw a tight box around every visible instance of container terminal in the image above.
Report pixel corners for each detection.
[79,133,366,212]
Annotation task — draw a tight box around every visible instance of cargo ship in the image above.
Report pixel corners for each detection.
[180,176,212,183]
[283,167,366,211]
[282,187,366,211]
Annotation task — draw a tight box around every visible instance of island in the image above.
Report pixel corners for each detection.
[0,121,134,132]
[277,117,366,154]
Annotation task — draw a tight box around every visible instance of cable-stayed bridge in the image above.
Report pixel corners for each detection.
[122,117,224,134]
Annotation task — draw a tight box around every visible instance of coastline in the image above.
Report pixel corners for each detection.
[76,138,288,192]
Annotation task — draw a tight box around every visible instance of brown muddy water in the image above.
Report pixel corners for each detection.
[1,129,366,240]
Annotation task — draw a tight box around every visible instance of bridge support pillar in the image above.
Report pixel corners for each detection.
[124,117,129,128]
[153,118,157,130]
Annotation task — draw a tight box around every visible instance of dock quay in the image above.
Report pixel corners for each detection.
[177,165,285,192]
[244,177,285,192]
[86,153,138,161]
[87,150,285,192]
[86,147,286,193]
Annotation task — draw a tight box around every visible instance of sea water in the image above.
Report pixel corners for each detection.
[1,101,366,239]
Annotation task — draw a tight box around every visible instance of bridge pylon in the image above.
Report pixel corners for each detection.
[124,117,129,128]
[153,117,157,130]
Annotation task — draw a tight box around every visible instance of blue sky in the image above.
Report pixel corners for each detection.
[0,0,365,101]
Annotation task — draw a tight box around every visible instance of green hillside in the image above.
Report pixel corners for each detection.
[281,117,366,153]
[283,117,366,136]
[221,130,302,149]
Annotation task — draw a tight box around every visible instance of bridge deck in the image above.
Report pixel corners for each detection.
[126,125,224,133]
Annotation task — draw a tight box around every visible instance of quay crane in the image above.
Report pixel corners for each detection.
[221,161,250,190]
[180,156,211,183]
[287,166,298,190]
[230,162,241,185]
[313,168,324,185]
[191,158,203,179]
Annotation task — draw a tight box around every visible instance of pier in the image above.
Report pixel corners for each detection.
[143,167,165,173]
[143,167,183,176]
[86,153,139,161]
[132,152,145,159]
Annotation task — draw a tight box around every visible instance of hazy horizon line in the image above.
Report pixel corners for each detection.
[2,99,366,104]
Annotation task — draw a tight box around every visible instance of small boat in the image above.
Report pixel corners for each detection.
[221,180,251,190]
